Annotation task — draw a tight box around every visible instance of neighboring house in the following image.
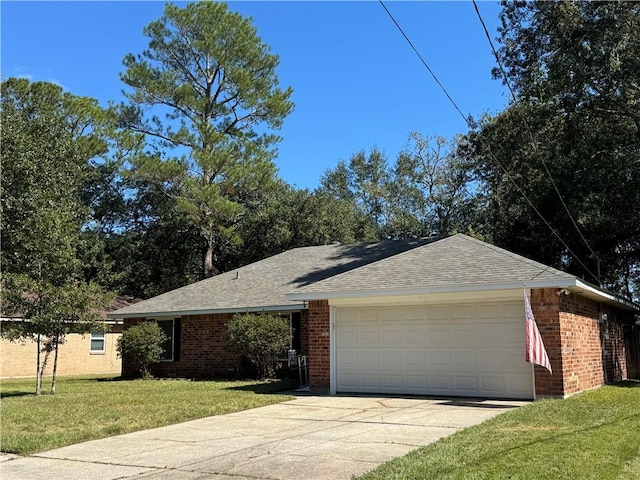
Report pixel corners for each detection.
[1,296,139,378]
[108,234,640,399]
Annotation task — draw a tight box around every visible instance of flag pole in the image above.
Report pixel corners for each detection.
[525,282,537,400]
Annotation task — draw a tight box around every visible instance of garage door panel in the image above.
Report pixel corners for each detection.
[426,326,450,345]
[454,350,478,367]
[338,373,358,388]
[360,351,379,366]
[451,305,475,319]
[360,375,380,389]
[406,375,427,389]
[359,329,379,345]
[479,350,504,370]
[337,329,357,347]
[383,374,403,388]
[404,328,427,344]
[338,350,358,365]
[406,350,428,366]
[429,350,451,367]
[482,376,506,393]
[335,302,533,399]
[382,351,402,367]
[455,376,478,392]
[426,306,449,320]
[430,376,452,390]
[382,329,403,345]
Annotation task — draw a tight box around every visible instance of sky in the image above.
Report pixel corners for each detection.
[1,1,508,189]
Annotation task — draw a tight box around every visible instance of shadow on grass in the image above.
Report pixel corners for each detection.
[225,379,298,394]
[95,376,129,382]
[0,391,34,399]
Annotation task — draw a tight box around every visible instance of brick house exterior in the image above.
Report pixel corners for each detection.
[530,288,633,398]
[110,235,639,399]
[123,311,309,379]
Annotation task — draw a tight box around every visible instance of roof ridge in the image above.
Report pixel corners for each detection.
[290,236,444,290]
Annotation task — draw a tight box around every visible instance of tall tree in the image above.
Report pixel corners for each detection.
[468,1,640,298]
[319,148,390,240]
[119,1,294,278]
[390,132,479,238]
[1,79,111,394]
[229,180,368,267]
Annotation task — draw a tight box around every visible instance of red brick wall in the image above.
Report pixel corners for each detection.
[308,300,330,392]
[531,288,630,398]
[122,311,313,379]
[557,293,603,395]
[299,309,309,355]
[530,289,564,396]
[122,314,238,378]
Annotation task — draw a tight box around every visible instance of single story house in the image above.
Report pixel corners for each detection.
[108,234,639,399]
[1,296,139,378]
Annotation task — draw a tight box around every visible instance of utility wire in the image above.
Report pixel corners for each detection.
[379,0,600,284]
[472,0,600,274]
[379,0,468,126]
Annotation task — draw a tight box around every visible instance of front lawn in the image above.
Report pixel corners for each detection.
[359,382,640,480]
[0,375,295,455]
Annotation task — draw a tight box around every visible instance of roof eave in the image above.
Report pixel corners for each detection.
[573,280,640,312]
[285,279,578,301]
[286,279,639,312]
[106,303,307,320]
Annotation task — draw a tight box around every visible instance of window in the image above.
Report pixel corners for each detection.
[90,332,105,353]
[156,319,180,362]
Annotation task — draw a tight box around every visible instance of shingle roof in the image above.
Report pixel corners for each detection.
[288,234,576,298]
[108,237,436,318]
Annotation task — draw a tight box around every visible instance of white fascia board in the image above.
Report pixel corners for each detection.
[106,303,306,320]
[574,280,640,311]
[285,279,577,302]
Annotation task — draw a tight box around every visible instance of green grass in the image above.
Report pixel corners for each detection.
[0,375,295,455]
[359,382,640,480]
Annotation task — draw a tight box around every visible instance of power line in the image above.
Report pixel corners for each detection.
[378,0,468,126]
[472,0,600,273]
[378,0,600,284]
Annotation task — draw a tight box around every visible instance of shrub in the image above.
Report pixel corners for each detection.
[225,313,290,378]
[117,322,167,379]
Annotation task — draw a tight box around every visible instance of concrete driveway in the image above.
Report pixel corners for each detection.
[1,394,526,480]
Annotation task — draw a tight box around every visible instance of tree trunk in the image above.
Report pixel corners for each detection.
[50,333,60,395]
[203,237,215,278]
[35,334,42,396]
[38,348,51,396]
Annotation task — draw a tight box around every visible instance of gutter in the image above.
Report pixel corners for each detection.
[106,303,307,320]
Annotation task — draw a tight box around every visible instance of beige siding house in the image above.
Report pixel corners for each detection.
[1,296,138,379]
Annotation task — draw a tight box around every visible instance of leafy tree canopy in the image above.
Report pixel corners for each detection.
[467,0,640,299]
[1,78,112,394]
[119,0,294,278]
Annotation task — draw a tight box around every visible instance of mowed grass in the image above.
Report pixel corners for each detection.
[359,382,640,480]
[0,375,295,455]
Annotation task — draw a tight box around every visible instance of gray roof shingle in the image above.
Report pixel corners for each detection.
[109,237,436,318]
[288,234,575,298]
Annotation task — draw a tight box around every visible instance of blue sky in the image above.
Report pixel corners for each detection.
[1,1,507,189]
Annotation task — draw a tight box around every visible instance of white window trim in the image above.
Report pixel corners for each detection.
[90,331,106,355]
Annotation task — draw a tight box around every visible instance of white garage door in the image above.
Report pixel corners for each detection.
[335,302,533,399]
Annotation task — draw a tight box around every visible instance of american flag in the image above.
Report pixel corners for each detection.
[524,290,552,374]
